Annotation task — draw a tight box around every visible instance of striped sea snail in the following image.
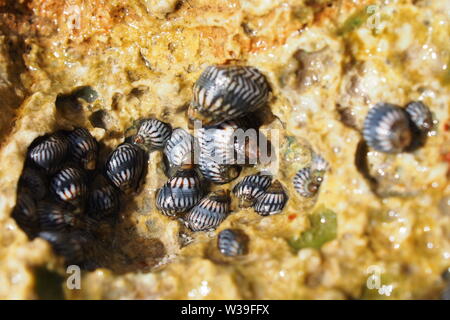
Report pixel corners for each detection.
[18,167,48,201]
[362,102,433,154]
[105,142,147,194]
[28,132,69,173]
[87,176,120,220]
[197,120,247,184]
[293,153,329,198]
[217,228,249,257]
[38,201,77,232]
[188,65,271,126]
[132,118,172,151]
[254,180,289,216]
[184,190,231,232]
[50,166,88,209]
[156,165,204,217]
[232,173,273,208]
[67,127,98,171]
[363,103,413,154]
[163,128,197,170]
[405,101,433,133]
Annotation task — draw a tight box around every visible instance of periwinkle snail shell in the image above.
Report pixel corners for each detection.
[254,180,288,216]
[133,118,172,150]
[87,178,120,219]
[233,173,273,208]
[164,128,197,168]
[156,166,204,217]
[217,228,249,257]
[67,127,98,170]
[363,103,413,154]
[105,142,146,194]
[189,65,271,126]
[50,166,88,208]
[29,132,69,172]
[184,190,231,232]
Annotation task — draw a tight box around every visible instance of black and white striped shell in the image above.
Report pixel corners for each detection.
[29,132,69,172]
[293,167,322,198]
[18,167,48,200]
[217,228,249,257]
[38,230,90,264]
[67,127,98,170]
[12,192,39,237]
[233,174,272,208]
[184,190,231,232]
[254,180,288,216]
[198,154,241,184]
[189,65,271,125]
[156,167,204,217]
[363,103,412,154]
[38,201,76,232]
[87,179,120,219]
[164,128,196,168]
[50,166,87,207]
[293,153,328,198]
[105,143,146,194]
[405,101,433,132]
[133,118,172,150]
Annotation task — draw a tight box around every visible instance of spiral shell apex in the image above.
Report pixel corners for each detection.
[294,167,317,198]
[363,103,412,154]
[133,118,172,150]
[405,101,433,132]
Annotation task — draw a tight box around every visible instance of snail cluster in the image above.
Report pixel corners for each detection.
[154,65,290,244]
[15,125,152,265]
[362,101,433,154]
[14,128,111,264]
[12,63,435,264]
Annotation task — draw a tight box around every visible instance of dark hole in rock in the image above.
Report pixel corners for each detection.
[34,266,65,300]
[354,139,422,198]
[354,140,379,195]
[129,86,149,99]
[56,86,98,117]
[89,110,113,130]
